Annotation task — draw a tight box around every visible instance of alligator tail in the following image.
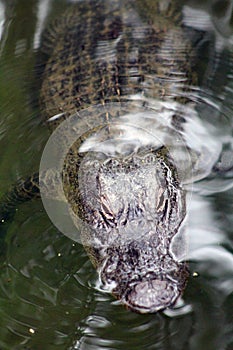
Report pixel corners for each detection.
[0,173,40,250]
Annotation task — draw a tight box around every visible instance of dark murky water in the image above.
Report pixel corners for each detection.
[0,0,233,349]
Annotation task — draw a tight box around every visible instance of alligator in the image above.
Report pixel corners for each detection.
[0,0,203,313]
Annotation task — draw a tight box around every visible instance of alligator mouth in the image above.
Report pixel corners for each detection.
[122,278,179,313]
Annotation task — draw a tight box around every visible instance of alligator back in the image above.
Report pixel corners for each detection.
[40,0,196,123]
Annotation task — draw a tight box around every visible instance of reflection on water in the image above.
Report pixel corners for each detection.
[0,2,5,43]
[0,0,232,349]
[33,0,52,50]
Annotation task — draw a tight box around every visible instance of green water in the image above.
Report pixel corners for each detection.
[0,0,233,349]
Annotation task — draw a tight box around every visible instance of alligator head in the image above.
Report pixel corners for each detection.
[63,146,188,313]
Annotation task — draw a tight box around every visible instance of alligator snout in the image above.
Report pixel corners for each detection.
[124,279,179,313]
[99,239,189,313]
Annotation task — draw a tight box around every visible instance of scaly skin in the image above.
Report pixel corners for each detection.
[45,0,192,313]
[40,0,196,124]
[2,0,196,312]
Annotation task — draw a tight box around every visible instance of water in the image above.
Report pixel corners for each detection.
[0,0,233,349]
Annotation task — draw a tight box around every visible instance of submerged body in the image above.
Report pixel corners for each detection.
[2,0,199,313]
[40,0,196,313]
[40,0,196,120]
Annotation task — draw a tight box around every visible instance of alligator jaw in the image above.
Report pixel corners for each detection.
[99,245,189,313]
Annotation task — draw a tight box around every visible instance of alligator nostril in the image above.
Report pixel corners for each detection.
[128,247,139,259]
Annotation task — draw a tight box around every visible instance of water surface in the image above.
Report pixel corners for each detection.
[0,0,233,349]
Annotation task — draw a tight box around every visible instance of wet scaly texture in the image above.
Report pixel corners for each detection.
[40,0,193,313]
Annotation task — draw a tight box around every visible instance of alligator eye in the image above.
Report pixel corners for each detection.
[156,188,166,213]
[101,195,114,220]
